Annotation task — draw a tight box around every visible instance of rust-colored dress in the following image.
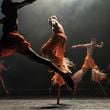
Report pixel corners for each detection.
[0,1,31,57]
[41,26,72,86]
[82,53,98,71]
[0,31,31,57]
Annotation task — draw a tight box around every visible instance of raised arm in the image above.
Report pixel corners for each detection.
[16,0,37,9]
[48,18,58,31]
[48,16,61,32]
[71,43,90,48]
[96,42,104,48]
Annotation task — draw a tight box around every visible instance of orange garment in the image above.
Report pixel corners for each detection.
[41,30,68,86]
[0,31,31,57]
[82,54,98,71]
[51,73,65,86]
[51,34,66,86]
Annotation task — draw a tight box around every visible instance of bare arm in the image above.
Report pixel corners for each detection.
[71,43,90,48]
[48,17,60,32]
[96,42,104,48]
[16,0,37,9]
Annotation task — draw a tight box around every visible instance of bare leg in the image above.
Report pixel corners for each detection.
[0,76,9,94]
[72,69,85,84]
[92,69,107,96]
[72,69,86,96]
[18,47,74,89]
[57,85,61,104]
[91,69,107,81]
[97,81,107,97]
[72,83,79,96]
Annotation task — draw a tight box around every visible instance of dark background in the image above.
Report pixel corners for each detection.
[0,0,110,96]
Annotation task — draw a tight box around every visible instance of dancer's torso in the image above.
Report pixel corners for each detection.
[87,44,95,57]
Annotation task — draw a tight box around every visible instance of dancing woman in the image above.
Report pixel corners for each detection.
[72,39,107,96]
[0,0,73,89]
[41,15,74,104]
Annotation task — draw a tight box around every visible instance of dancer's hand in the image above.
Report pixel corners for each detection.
[100,42,104,46]
[71,45,77,48]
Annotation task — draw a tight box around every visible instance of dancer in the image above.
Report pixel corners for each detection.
[0,0,74,89]
[71,38,107,96]
[41,15,74,104]
[0,60,9,94]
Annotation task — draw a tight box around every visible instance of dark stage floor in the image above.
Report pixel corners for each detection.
[0,98,110,110]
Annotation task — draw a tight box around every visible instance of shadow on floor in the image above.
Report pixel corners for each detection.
[30,104,70,109]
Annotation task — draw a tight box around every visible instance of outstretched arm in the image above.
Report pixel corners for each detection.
[16,0,37,9]
[96,42,104,48]
[71,43,90,48]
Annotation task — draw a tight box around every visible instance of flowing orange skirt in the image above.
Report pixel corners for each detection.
[82,54,98,71]
[0,31,31,57]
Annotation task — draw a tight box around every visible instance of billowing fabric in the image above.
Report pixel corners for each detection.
[82,54,98,70]
[41,31,73,86]
[0,31,31,57]
[72,54,106,84]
